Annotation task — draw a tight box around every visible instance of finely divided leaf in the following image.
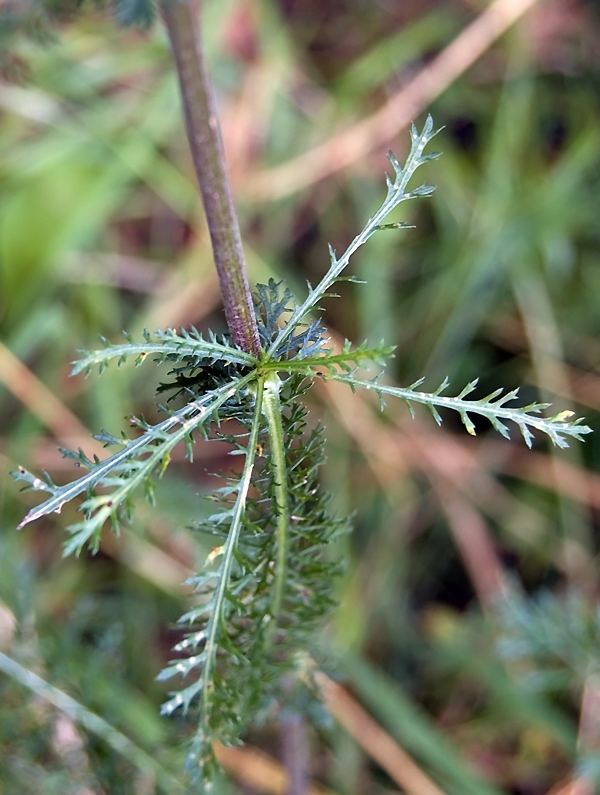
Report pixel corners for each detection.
[13,374,256,555]
[72,327,257,377]
[328,373,592,448]
[265,117,442,360]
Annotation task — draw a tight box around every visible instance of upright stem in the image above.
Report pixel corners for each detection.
[160,0,261,357]
[280,706,309,795]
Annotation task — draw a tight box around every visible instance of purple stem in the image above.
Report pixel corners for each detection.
[160,0,261,356]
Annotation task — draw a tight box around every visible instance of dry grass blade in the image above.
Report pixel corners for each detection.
[490,448,600,513]
[246,0,541,200]
[314,671,448,795]
[319,375,509,606]
[0,340,104,456]
[429,482,507,608]
[214,742,335,795]
[546,782,595,795]
[547,675,600,795]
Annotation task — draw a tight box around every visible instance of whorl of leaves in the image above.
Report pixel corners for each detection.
[11,118,593,787]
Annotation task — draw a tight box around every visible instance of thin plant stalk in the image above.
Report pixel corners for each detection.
[159,0,261,356]
[280,707,310,795]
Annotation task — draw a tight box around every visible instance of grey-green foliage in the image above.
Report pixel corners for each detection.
[496,589,600,691]
[0,0,154,77]
[1,0,156,37]
[0,651,189,794]
[496,589,600,783]
[12,118,592,784]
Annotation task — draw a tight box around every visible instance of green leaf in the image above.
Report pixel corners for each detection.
[159,375,346,778]
[72,328,257,377]
[336,652,504,795]
[327,373,592,447]
[265,117,442,361]
[14,374,256,555]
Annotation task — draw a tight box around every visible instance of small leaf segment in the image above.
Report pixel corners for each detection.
[12,118,591,784]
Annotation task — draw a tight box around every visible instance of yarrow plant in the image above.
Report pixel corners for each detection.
[13,115,592,784]
[4,0,594,787]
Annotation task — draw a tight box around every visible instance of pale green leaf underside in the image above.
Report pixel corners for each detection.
[328,373,592,448]
[160,378,264,745]
[72,327,257,376]
[15,374,256,555]
[266,115,443,359]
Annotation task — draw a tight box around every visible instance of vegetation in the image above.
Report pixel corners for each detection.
[1,1,600,793]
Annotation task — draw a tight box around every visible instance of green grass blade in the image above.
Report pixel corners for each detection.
[336,652,505,795]
[0,651,187,795]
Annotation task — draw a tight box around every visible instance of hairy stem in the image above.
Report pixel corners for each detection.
[160,0,261,356]
[262,373,289,621]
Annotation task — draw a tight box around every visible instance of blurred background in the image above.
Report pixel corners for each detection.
[1,0,600,792]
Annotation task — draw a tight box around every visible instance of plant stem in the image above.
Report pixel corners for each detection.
[160,0,261,357]
[280,706,309,795]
